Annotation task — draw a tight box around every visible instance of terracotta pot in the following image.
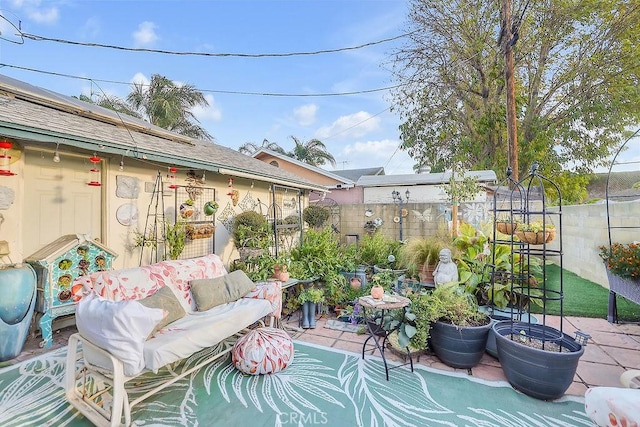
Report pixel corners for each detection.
[419,263,436,285]
[371,284,384,300]
[350,277,362,290]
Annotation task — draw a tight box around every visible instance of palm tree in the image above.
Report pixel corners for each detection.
[126,74,213,141]
[75,94,141,118]
[238,139,287,155]
[287,136,336,167]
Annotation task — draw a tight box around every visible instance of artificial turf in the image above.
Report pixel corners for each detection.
[528,264,640,321]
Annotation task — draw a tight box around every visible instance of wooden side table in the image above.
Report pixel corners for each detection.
[358,295,414,380]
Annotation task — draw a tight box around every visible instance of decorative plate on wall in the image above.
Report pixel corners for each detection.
[116,203,139,226]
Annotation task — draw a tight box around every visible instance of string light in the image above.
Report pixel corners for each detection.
[53,142,61,163]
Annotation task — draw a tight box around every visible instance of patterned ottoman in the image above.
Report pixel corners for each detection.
[232,327,294,375]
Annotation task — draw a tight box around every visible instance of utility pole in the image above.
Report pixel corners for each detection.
[503,0,519,182]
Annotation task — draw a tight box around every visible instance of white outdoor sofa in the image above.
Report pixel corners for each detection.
[64,254,282,427]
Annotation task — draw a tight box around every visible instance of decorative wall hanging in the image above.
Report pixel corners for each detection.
[411,207,433,222]
[0,186,15,210]
[238,191,257,212]
[116,203,139,226]
[218,201,236,233]
[87,154,101,186]
[230,189,240,206]
[116,176,140,199]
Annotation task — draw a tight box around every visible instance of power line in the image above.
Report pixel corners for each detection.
[0,62,402,97]
[19,30,416,58]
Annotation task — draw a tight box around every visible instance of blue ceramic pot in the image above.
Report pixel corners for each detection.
[0,264,37,361]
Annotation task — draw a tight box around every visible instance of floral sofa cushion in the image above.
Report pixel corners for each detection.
[79,254,228,313]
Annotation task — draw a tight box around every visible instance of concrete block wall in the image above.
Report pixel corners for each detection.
[337,203,445,244]
[334,200,640,290]
[546,201,639,288]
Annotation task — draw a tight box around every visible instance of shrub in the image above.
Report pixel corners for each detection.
[232,211,270,248]
[303,205,330,227]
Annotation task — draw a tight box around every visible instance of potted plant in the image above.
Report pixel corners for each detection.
[232,211,270,260]
[599,242,640,321]
[203,200,218,216]
[493,320,584,400]
[398,236,450,285]
[495,215,521,235]
[298,286,324,329]
[165,220,187,260]
[411,283,491,368]
[515,221,556,245]
[179,198,196,219]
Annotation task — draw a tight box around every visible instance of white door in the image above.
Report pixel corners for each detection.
[23,150,102,256]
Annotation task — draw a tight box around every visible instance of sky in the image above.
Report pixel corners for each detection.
[0,0,418,175]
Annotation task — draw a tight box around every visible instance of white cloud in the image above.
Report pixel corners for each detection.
[132,21,159,47]
[80,17,101,38]
[9,0,58,24]
[293,104,317,126]
[192,94,222,122]
[315,111,380,140]
[130,72,150,86]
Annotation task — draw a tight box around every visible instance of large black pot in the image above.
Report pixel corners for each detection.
[429,319,492,369]
[493,321,584,400]
[483,309,539,359]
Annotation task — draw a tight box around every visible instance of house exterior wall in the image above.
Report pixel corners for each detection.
[254,154,342,186]
[0,144,293,271]
[363,185,488,204]
[320,187,363,204]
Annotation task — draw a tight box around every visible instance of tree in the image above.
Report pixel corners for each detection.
[75,94,141,118]
[238,139,287,155]
[127,74,213,141]
[391,0,640,185]
[287,136,336,167]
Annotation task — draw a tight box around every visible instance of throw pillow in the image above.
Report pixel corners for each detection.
[75,293,165,376]
[138,286,186,336]
[190,270,256,311]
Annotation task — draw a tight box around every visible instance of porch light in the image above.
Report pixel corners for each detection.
[0,140,16,176]
[53,142,61,163]
[574,330,591,346]
[87,154,101,186]
[168,167,178,189]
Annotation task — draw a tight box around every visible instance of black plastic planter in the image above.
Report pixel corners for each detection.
[429,319,492,369]
[493,321,584,400]
[484,309,539,359]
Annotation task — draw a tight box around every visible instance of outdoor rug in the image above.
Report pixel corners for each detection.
[0,341,591,426]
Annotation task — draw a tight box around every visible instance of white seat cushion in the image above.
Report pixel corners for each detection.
[143,297,272,372]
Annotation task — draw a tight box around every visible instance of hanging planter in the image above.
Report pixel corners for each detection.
[496,220,519,235]
[179,199,196,219]
[203,201,218,216]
